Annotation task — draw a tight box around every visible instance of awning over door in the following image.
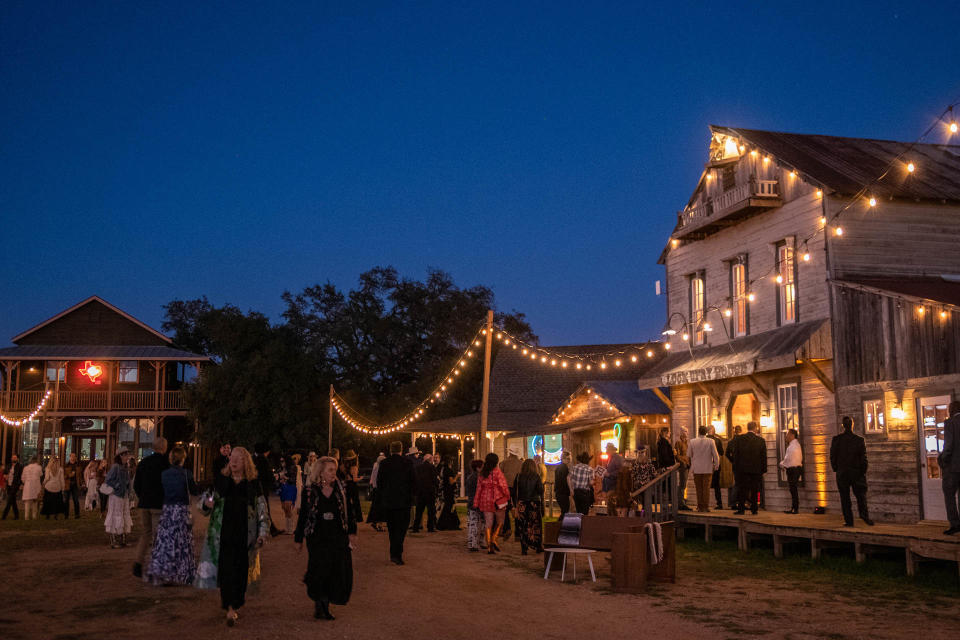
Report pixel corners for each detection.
[638,319,830,388]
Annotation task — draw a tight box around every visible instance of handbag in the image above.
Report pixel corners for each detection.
[101,483,114,495]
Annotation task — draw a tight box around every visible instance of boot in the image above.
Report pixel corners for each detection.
[486,530,494,554]
[110,534,120,549]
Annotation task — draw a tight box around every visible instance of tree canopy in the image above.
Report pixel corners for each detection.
[163,267,536,455]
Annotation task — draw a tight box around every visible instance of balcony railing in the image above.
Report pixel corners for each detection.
[676,176,781,239]
[3,390,187,413]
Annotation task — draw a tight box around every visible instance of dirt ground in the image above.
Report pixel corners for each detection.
[1,499,958,640]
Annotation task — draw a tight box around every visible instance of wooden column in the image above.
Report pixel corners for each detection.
[479,309,494,457]
[459,436,466,498]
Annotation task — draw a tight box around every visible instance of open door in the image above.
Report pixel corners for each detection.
[917,395,949,521]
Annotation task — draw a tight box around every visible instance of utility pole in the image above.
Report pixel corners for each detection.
[479,309,494,458]
[328,384,334,454]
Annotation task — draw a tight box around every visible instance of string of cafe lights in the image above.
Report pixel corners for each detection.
[0,388,53,427]
[666,100,960,339]
[331,323,488,434]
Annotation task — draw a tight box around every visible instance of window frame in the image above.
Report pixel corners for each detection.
[776,239,798,326]
[728,255,749,338]
[775,380,802,485]
[117,360,139,384]
[45,362,65,383]
[689,271,706,346]
[694,394,712,433]
[862,397,887,436]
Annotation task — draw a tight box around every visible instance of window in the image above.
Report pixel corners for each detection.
[694,394,712,432]
[777,240,797,325]
[864,399,885,435]
[690,272,705,345]
[45,363,65,383]
[776,383,800,480]
[729,257,749,337]
[721,165,736,192]
[117,361,139,384]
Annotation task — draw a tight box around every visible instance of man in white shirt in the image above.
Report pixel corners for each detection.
[779,428,803,514]
[688,426,720,512]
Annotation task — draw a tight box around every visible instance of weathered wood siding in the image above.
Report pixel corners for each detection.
[831,285,960,387]
[15,300,169,346]
[835,373,960,523]
[665,190,829,351]
[671,363,837,514]
[826,199,960,279]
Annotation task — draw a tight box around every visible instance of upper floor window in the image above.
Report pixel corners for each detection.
[117,361,139,384]
[729,256,749,338]
[689,272,706,345]
[776,239,797,325]
[45,363,65,383]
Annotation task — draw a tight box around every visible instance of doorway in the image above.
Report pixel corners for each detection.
[72,435,106,464]
[917,395,949,521]
[727,392,760,437]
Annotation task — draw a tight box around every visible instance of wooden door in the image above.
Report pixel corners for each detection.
[917,395,949,521]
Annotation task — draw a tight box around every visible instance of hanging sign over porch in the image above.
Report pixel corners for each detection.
[660,360,754,387]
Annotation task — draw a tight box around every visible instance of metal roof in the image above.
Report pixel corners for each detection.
[0,345,209,361]
[581,381,671,415]
[835,276,960,307]
[712,125,960,202]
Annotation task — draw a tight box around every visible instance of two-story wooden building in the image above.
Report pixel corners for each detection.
[641,126,960,522]
[0,296,208,465]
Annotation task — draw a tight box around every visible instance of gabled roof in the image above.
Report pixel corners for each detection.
[12,296,172,345]
[712,125,960,202]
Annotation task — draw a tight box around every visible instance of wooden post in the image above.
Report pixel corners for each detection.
[328,384,334,454]
[459,436,466,498]
[431,435,436,455]
[478,309,494,457]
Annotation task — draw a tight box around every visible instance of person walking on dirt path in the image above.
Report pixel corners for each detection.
[21,456,42,520]
[133,436,168,578]
[253,442,282,537]
[475,452,510,555]
[941,401,960,535]
[104,448,133,547]
[830,416,874,527]
[373,440,415,565]
[498,448,521,539]
[464,459,484,551]
[411,453,438,533]
[295,456,358,620]
[147,446,199,585]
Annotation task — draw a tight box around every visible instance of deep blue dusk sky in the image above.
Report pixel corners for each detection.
[2,1,958,347]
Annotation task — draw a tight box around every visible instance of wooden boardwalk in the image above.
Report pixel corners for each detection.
[676,510,960,577]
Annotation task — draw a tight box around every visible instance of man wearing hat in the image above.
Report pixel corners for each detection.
[499,447,522,538]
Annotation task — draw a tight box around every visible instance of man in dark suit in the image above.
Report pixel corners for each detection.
[730,421,766,515]
[939,401,960,535]
[830,416,874,526]
[374,440,416,565]
[708,426,725,510]
[411,453,438,532]
[2,454,23,520]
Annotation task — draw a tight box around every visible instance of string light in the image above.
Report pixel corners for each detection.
[907,162,915,173]
[834,226,843,236]
[0,389,53,427]
[868,197,877,207]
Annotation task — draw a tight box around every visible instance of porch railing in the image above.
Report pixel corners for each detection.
[630,463,680,523]
[2,390,188,413]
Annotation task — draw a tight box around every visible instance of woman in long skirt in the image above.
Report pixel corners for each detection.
[83,459,99,510]
[295,456,357,621]
[513,459,544,555]
[195,446,269,627]
[41,457,65,519]
[147,446,199,585]
[436,456,460,530]
[104,448,133,547]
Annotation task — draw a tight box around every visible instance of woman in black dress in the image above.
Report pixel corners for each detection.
[214,447,268,627]
[295,456,358,620]
[340,451,363,524]
[436,456,460,530]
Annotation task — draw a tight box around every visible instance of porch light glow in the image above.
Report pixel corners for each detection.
[890,406,906,420]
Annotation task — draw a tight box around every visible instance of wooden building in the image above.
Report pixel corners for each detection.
[0,296,208,466]
[644,126,960,522]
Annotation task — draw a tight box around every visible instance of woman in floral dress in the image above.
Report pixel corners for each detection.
[147,446,198,585]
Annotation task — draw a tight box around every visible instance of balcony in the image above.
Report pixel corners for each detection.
[4,390,186,414]
[674,176,781,240]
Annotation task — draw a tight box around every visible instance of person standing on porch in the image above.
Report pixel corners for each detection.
[674,427,691,510]
[373,440,415,565]
[656,427,675,469]
[939,400,960,535]
[2,454,22,520]
[689,426,720,512]
[133,436,168,578]
[707,426,725,510]
[779,429,803,514]
[830,416,874,527]
[730,422,766,515]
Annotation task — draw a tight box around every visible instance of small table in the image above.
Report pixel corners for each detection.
[543,547,597,583]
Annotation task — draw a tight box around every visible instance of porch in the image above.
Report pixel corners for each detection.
[5,389,185,413]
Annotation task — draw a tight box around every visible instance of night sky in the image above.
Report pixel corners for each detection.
[2,2,958,347]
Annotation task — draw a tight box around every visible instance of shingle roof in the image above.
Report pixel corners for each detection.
[713,125,960,202]
[0,345,209,361]
[582,381,671,415]
[836,276,960,307]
